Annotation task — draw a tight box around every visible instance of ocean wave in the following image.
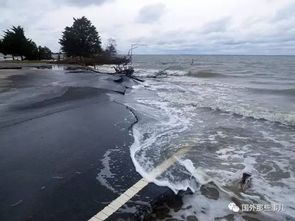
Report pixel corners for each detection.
[187,70,227,78]
[151,79,295,126]
[124,75,295,220]
[250,80,295,86]
[134,68,187,78]
[191,105,295,127]
[247,87,295,96]
[128,56,295,220]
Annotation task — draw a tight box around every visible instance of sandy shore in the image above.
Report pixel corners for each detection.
[0,66,174,221]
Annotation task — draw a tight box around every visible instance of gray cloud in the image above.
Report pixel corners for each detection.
[129,19,295,55]
[0,0,295,54]
[61,0,111,7]
[201,17,231,34]
[136,3,166,23]
[273,2,295,21]
[0,0,7,7]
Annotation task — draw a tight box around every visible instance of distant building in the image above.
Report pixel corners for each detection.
[52,52,66,61]
[14,56,22,61]
[0,53,22,61]
[0,53,13,61]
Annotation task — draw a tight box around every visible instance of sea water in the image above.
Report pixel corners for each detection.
[99,55,295,220]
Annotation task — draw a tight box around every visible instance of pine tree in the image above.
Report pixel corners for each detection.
[1,26,28,59]
[59,16,102,58]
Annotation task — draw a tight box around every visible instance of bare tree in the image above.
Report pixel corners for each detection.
[105,38,117,57]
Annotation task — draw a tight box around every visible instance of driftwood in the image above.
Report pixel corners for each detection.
[113,65,134,77]
[113,66,144,82]
[112,44,145,82]
[82,44,144,82]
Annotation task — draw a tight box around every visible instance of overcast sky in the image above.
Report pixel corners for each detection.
[1,0,295,54]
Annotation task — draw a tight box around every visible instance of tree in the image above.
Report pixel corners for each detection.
[38,46,52,60]
[0,39,3,53]
[1,26,28,59]
[59,16,102,58]
[105,38,117,57]
[23,39,39,60]
[0,26,44,60]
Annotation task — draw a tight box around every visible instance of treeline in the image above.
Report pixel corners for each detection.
[0,16,126,64]
[0,26,52,60]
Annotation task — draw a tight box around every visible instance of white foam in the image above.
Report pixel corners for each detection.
[134,68,187,78]
[167,190,234,221]
[96,148,121,194]
[93,65,116,73]
[122,67,295,220]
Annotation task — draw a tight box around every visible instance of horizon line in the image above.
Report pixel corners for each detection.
[125,53,295,56]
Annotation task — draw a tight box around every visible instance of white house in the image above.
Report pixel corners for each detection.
[0,53,5,61]
[52,52,66,61]
[0,53,14,61]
